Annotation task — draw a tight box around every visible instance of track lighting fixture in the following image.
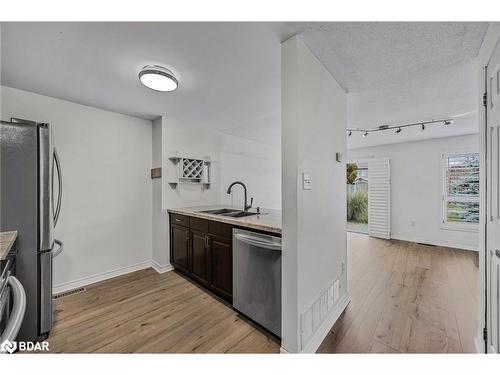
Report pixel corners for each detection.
[346,118,453,138]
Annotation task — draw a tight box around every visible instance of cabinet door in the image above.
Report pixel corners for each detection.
[171,224,190,273]
[191,230,209,285]
[209,236,233,301]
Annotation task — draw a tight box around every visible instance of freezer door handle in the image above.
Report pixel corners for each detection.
[52,239,64,258]
[234,233,282,251]
[53,147,62,227]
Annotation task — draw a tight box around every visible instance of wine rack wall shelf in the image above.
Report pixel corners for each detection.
[167,154,211,188]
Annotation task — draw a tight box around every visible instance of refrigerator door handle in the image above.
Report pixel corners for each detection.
[53,147,62,227]
[52,239,64,258]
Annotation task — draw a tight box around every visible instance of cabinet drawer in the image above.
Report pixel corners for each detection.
[209,221,233,238]
[190,217,209,232]
[170,213,189,227]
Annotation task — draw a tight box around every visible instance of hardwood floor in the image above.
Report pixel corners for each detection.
[318,233,479,353]
[47,270,279,353]
[46,232,479,353]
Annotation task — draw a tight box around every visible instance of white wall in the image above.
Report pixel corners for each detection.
[161,117,222,210]
[348,134,479,251]
[219,132,281,210]
[161,118,281,211]
[347,60,479,150]
[158,117,281,267]
[281,36,347,353]
[1,86,153,291]
[152,117,169,270]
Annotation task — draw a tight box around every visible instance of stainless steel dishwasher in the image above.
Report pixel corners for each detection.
[232,228,282,337]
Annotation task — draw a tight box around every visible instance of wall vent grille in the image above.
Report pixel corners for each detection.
[53,287,86,300]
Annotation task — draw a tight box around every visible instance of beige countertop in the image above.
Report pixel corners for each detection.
[0,231,18,261]
[167,205,282,234]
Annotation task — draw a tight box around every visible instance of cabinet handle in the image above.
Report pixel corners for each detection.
[205,236,210,249]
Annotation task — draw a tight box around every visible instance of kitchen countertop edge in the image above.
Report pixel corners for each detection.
[167,206,281,234]
[0,231,18,261]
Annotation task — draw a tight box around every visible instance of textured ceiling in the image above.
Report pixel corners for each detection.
[294,22,489,92]
[0,22,490,147]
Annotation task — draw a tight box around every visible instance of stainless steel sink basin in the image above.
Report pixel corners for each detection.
[222,211,260,218]
[198,208,240,215]
[198,208,261,218]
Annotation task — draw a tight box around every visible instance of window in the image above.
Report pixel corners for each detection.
[442,153,479,229]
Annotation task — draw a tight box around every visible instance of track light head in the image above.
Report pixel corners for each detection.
[348,130,352,137]
[363,131,368,137]
[421,123,425,130]
[444,119,453,126]
[396,127,402,134]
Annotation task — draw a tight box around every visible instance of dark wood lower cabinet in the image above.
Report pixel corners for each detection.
[170,224,190,274]
[190,230,209,285]
[169,214,234,302]
[169,213,279,303]
[208,236,232,301]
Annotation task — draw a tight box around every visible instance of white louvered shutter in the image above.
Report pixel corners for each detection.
[368,158,391,239]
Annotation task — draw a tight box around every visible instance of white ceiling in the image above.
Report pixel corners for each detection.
[346,59,480,149]
[0,22,490,147]
[296,22,489,92]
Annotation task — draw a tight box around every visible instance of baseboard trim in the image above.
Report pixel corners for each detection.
[53,260,152,294]
[279,347,290,354]
[151,261,173,274]
[301,294,350,353]
[390,235,478,252]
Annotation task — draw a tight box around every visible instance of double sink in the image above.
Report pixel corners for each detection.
[198,208,261,218]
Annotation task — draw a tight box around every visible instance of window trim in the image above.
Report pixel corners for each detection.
[441,152,479,232]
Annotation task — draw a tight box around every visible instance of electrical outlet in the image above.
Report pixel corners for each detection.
[333,279,340,302]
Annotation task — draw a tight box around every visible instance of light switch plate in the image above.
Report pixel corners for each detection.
[336,152,343,162]
[302,173,312,190]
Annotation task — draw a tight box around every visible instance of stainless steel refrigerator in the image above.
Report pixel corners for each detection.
[0,118,63,342]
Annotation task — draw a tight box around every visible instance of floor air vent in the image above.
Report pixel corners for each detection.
[53,287,86,300]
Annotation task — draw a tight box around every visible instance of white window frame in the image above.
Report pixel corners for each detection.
[441,152,479,232]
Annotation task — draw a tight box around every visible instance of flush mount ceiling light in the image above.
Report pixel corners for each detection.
[138,65,178,92]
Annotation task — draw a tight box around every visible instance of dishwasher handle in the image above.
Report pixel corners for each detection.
[234,233,282,251]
